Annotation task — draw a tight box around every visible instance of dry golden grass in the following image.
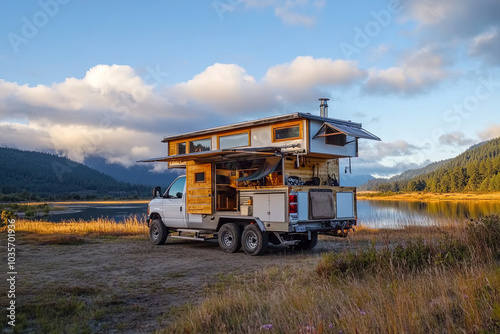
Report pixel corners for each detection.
[164,217,500,333]
[15,216,148,237]
[164,263,500,333]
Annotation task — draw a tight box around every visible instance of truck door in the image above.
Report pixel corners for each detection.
[162,176,187,228]
[186,161,213,214]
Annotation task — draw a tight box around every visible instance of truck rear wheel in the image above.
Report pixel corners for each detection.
[242,224,268,256]
[149,219,168,245]
[218,223,242,253]
[293,232,318,251]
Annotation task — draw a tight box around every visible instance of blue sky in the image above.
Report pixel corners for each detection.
[1,0,499,177]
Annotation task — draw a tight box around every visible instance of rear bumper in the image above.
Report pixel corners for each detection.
[291,219,356,233]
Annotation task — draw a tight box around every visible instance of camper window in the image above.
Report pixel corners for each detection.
[272,122,302,142]
[218,131,250,149]
[195,172,205,183]
[189,138,211,152]
[177,142,186,155]
[325,127,347,146]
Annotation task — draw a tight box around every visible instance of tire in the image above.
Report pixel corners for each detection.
[149,219,168,245]
[242,224,268,256]
[218,223,242,253]
[293,232,318,251]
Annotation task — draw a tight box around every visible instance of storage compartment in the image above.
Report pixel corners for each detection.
[336,192,354,218]
[309,189,335,219]
[253,193,286,222]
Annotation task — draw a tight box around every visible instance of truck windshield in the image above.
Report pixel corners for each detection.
[165,176,186,199]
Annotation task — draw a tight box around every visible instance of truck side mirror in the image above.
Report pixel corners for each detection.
[153,186,162,198]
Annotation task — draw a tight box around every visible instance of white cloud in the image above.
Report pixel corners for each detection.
[363,46,450,95]
[479,124,500,141]
[402,0,500,66]
[438,131,474,146]
[264,56,366,90]
[174,56,365,112]
[241,0,324,27]
[469,27,500,66]
[0,123,53,152]
[173,63,270,112]
[0,58,369,167]
[405,0,455,26]
[360,140,419,160]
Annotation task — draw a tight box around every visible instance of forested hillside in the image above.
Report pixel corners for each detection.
[361,159,450,191]
[373,138,500,193]
[0,147,150,201]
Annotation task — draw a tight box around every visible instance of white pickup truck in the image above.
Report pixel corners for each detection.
[147,173,357,255]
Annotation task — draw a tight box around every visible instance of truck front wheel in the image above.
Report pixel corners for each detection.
[149,219,168,245]
[218,223,242,253]
[242,224,268,256]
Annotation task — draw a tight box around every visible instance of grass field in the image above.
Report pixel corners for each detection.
[164,216,500,333]
[2,216,500,333]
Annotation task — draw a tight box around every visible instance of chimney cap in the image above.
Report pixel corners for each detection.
[318,98,330,102]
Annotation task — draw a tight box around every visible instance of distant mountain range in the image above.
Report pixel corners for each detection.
[362,138,500,192]
[340,173,375,187]
[3,137,498,202]
[360,159,450,190]
[0,147,151,201]
[84,156,177,187]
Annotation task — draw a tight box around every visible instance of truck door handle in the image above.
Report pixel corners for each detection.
[180,207,182,212]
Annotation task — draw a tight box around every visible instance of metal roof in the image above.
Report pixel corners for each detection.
[161,112,364,142]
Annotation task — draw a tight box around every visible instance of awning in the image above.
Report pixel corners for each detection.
[236,156,282,182]
[138,147,282,164]
[313,122,381,141]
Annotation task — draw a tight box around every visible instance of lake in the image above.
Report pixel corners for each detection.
[48,202,148,222]
[46,200,500,228]
[358,200,500,229]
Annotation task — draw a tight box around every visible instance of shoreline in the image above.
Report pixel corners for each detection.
[1,199,150,206]
[357,191,500,202]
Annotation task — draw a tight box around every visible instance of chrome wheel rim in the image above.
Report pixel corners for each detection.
[245,231,258,250]
[152,226,159,240]
[221,231,233,247]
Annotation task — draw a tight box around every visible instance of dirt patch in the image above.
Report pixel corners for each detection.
[6,234,355,333]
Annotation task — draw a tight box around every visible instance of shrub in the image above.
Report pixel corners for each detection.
[317,237,471,279]
[1,209,16,228]
[466,215,500,260]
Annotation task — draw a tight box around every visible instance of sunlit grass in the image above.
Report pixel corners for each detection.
[15,216,148,237]
[163,216,500,333]
[164,264,500,334]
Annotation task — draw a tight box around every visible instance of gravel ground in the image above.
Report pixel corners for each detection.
[8,234,355,333]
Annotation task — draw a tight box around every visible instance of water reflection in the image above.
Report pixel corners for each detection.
[45,200,500,228]
[358,200,500,229]
[48,203,148,222]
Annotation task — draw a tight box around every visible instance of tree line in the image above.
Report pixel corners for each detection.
[0,147,150,201]
[375,138,500,193]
